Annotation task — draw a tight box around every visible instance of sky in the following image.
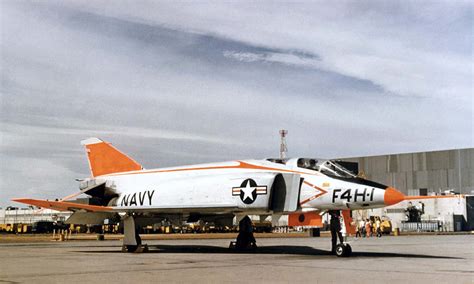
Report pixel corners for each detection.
[1,0,473,206]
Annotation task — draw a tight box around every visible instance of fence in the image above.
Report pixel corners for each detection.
[400,221,440,232]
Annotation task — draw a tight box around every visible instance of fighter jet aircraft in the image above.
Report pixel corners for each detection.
[13,137,450,256]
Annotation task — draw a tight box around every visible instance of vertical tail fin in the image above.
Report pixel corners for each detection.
[81,138,142,177]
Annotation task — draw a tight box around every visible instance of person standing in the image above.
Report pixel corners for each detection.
[355,219,362,238]
[365,218,372,238]
[416,201,425,222]
[361,219,367,237]
[375,217,382,238]
[329,210,344,254]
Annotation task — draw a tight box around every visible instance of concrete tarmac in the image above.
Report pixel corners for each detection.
[0,235,472,284]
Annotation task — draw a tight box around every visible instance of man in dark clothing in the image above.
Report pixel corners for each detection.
[329,210,344,254]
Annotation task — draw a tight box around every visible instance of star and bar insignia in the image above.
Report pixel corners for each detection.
[232,179,267,204]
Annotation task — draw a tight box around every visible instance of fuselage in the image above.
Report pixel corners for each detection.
[92,158,401,214]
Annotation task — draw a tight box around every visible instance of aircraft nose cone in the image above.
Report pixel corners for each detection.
[384,187,405,206]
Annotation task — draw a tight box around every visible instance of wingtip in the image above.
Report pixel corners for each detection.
[11,198,36,207]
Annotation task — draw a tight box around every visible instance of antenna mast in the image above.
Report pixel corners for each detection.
[279,129,288,159]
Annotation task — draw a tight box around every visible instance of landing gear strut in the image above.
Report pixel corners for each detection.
[230,216,257,250]
[122,214,148,253]
[329,210,352,257]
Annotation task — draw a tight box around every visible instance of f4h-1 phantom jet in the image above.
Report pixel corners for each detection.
[13,138,452,256]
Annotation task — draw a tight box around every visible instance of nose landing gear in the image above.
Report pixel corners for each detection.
[335,243,352,257]
[329,210,352,257]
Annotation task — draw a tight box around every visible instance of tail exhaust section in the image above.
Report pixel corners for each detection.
[81,138,142,177]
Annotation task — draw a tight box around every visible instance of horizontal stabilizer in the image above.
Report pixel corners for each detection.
[12,198,113,212]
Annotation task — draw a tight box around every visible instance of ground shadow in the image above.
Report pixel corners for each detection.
[75,244,462,259]
[152,244,331,256]
[350,251,462,259]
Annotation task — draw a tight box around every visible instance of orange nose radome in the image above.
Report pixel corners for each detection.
[384,187,405,206]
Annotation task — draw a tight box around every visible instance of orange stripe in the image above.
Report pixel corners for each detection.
[105,163,239,177]
[104,160,322,177]
[12,198,113,212]
[237,161,315,175]
[300,181,328,205]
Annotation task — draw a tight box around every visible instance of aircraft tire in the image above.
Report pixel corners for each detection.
[335,244,351,257]
[344,244,352,256]
[126,245,138,252]
[335,244,345,257]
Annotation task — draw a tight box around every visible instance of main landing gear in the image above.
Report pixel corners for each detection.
[230,216,257,251]
[335,243,352,257]
[122,214,148,253]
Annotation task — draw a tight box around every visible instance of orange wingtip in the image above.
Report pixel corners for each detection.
[12,198,113,212]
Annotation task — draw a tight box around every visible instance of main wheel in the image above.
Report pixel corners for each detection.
[335,244,352,257]
[126,245,138,252]
[335,244,345,257]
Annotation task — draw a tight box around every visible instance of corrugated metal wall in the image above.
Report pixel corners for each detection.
[342,148,474,195]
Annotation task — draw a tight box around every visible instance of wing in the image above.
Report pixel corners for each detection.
[12,198,113,212]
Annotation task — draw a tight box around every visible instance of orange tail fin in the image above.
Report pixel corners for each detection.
[81,138,142,177]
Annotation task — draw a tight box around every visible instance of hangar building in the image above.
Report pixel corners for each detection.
[339,148,474,231]
[340,148,474,196]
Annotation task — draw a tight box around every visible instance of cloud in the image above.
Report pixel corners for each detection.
[223,49,321,68]
[62,1,471,101]
[223,51,267,63]
[0,1,472,206]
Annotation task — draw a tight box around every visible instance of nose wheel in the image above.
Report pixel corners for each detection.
[335,243,352,257]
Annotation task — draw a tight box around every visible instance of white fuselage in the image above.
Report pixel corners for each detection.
[94,159,388,214]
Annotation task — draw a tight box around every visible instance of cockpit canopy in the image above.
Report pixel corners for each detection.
[300,158,357,178]
[267,158,357,178]
[267,157,387,188]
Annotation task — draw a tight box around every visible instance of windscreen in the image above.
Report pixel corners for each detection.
[266,158,288,165]
[272,158,357,179]
[297,158,319,171]
[317,160,357,178]
[298,158,387,188]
